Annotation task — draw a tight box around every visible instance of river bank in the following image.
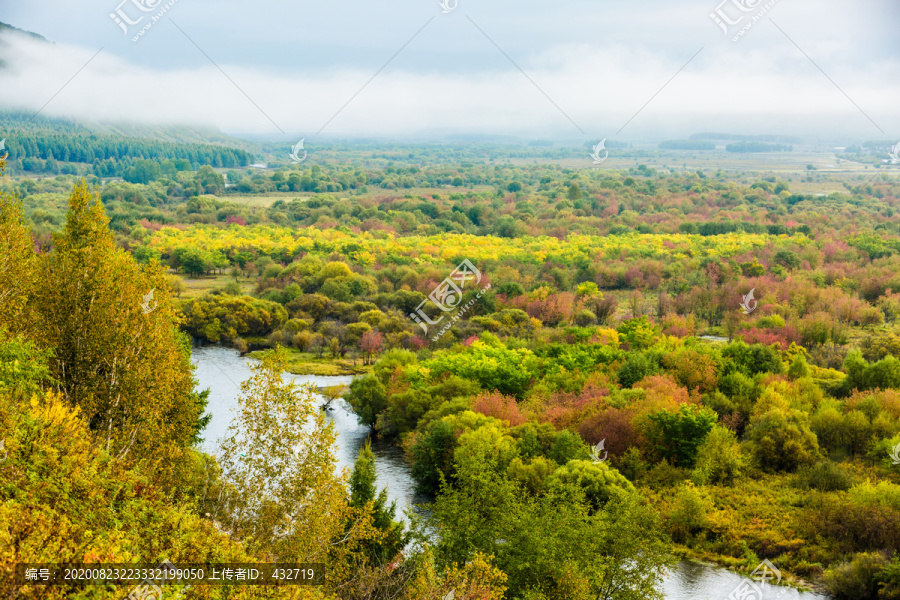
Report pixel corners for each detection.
[246,347,372,376]
[192,345,829,600]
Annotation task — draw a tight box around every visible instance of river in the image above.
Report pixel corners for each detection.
[192,346,828,600]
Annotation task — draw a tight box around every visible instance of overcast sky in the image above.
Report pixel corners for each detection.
[0,0,897,142]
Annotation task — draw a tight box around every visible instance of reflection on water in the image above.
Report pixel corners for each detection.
[191,345,829,600]
[662,560,827,600]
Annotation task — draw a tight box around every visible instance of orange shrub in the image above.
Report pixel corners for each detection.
[472,391,528,427]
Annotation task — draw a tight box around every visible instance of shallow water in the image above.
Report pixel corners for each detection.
[192,345,828,600]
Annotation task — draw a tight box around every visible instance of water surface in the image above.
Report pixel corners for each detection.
[192,345,828,600]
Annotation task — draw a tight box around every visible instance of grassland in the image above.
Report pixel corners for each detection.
[248,348,372,376]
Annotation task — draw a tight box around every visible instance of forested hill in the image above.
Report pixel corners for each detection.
[0,21,48,43]
[0,112,254,175]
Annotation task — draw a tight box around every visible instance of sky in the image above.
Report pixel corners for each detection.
[0,0,897,142]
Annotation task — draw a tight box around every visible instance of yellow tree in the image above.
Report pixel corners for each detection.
[217,348,366,584]
[0,162,38,330]
[28,181,201,464]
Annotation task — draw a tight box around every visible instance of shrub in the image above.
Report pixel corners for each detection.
[472,391,528,426]
[647,404,717,468]
[666,482,713,543]
[548,459,636,509]
[618,352,660,388]
[788,354,811,379]
[809,483,900,553]
[577,407,638,458]
[506,456,557,495]
[377,388,440,438]
[793,461,854,492]
[745,409,821,472]
[664,349,719,393]
[722,341,784,376]
[344,373,387,427]
[548,430,589,465]
[691,425,745,485]
[454,424,519,473]
[823,552,890,600]
[574,309,597,327]
[617,317,657,350]
[409,419,457,495]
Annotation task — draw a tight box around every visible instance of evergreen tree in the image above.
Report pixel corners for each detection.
[349,441,407,564]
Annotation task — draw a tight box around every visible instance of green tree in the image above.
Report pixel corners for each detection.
[433,455,672,600]
[423,337,534,398]
[349,441,407,564]
[618,352,660,388]
[691,425,745,485]
[617,317,657,350]
[410,418,458,495]
[647,404,717,467]
[548,459,636,509]
[345,373,388,427]
[0,188,38,330]
[723,341,784,376]
[746,408,821,472]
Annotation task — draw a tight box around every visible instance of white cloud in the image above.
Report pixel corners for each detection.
[0,6,897,141]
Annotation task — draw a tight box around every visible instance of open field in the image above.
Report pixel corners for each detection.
[172,272,256,299]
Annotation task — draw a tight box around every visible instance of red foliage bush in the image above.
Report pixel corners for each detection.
[406,336,427,351]
[471,391,528,427]
[659,314,697,338]
[525,293,575,326]
[139,218,164,231]
[536,374,613,430]
[577,407,639,456]
[736,327,799,351]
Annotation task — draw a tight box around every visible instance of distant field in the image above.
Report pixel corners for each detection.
[535,151,882,179]
[220,194,312,207]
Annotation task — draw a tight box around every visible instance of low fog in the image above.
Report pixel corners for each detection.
[0,0,897,141]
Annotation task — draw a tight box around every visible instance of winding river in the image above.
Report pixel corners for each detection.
[192,346,828,600]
